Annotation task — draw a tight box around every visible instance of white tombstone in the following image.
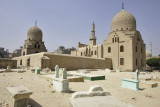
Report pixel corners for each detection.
[135,69,139,81]
[116,66,120,72]
[55,65,59,78]
[62,68,67,79]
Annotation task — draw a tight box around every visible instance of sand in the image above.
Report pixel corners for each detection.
[0,70,160,107]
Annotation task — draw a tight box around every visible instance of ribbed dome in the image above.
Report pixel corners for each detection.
[111,10,136,32]
[27,26,42,40]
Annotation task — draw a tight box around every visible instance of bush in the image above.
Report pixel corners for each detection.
[146,58,160,67]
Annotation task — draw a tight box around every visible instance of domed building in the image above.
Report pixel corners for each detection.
[72,6,146,72]
[21,25,47,56]
[103,8,146,71]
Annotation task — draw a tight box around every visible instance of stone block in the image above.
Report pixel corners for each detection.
[122,78,140,91]
[6,86,32,107]
[75,73,105,81]
[52,78,69,92]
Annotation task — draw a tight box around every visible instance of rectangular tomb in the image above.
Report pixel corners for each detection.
[75,73,105,81]
[6,86,32,107]
[52,78,69,92]
[122,78,140,91]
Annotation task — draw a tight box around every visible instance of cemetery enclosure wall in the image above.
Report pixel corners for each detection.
[44,53,112,70]
[13,52,112,70]
[0,58,17,69]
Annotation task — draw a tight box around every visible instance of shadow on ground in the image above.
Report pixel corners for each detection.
[29,98,42,107]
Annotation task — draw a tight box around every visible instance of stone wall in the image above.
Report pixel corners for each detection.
[0,58,17,68]
[13,52,112,70]
[44,53,111,70]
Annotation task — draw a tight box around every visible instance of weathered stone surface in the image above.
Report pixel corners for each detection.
[72,86,110,99]
[6,86,32,107]
[52,77,69,93]
[89,85,103,92]
[72,91,110,99]
[140,81,158,88]
[122,78,140,91]
[70,96,132,107]
[6,86,32,98]
[67,76,84,82]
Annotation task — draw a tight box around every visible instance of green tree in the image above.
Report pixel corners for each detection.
[146,58,160,68]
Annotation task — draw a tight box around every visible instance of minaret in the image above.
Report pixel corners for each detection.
[150,42,152,57]
[122,2,124,10]
[90,22,96,46]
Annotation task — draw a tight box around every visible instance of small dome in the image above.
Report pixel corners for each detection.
[27,26,42,40]
[146,50,151,58]
[111,10,136,32]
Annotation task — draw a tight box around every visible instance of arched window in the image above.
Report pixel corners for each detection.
[38,45,40,49]
[120,45,124,52]
[141,47,142,53]
[81,52,82,56]
[117,37,119,42]
[112,38,114,43]
[95,51,96,55]
[27,58,30,66]
[108,47,111,53]
[86,48,88,55]
[91,51,93,55]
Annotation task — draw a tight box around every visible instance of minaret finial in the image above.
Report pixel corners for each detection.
[92,21,95,31]
[35,20,37,26]
[122,2,124,9]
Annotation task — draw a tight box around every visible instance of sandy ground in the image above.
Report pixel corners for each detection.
[0,70,160,107]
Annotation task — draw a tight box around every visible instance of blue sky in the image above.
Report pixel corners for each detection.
[0,0,160,55]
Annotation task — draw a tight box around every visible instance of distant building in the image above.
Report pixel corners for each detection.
[13,46,23,57]
[0,47,9,58]
[54,46,76,54]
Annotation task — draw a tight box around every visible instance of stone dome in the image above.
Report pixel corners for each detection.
[111,9,136,32]
[27,25,42,40]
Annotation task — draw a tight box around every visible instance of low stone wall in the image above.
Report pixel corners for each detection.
[0,58,17,69]
[44,53,112,70]
[13,52,112,70]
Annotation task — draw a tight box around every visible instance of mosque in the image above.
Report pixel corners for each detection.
[13,5,146,72]
[71,6,146,71]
